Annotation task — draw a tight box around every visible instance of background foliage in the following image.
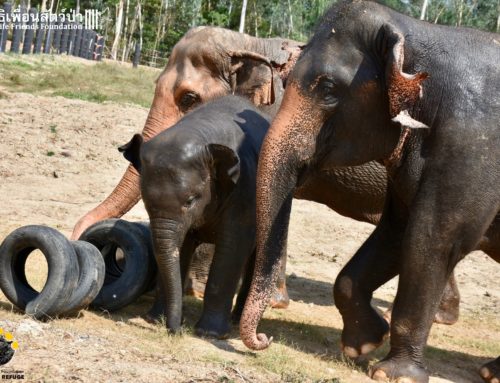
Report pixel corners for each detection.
[1,0,499,63]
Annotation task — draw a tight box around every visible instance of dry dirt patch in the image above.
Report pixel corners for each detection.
[0,91,498,382]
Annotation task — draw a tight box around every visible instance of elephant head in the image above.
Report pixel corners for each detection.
[71,27,303,240]
[240,2,429,350]
[119,133,240,332]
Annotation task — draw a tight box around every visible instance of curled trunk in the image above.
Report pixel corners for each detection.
[240,84,322,350]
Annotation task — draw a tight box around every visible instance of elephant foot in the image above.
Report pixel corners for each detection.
[433,305,459,325]
[479,357,500,383]
[184,275,206,299]
[195,312,231,340]
[269,282,290,309]
[341,308,389,359]
[185,286,205,299]
[144,301,166,324]
[370,358,429,383]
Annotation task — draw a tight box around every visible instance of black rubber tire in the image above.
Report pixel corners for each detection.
[59,241,106,316]
[79,219,156,311]
[132,221,157,293]
[0,225,79,319]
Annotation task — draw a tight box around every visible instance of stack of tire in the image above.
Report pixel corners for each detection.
[0,219,157,319]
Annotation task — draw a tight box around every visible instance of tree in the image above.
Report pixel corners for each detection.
[239,0,247,32]
[110,0,124,60]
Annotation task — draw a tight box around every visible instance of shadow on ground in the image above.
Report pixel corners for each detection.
[286,274,392,310]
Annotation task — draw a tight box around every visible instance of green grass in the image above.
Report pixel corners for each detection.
[0,54,160,107]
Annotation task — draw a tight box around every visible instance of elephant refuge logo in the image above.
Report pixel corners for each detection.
[0,328,17,366]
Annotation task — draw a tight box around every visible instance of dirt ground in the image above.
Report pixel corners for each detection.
[0,91,498,382]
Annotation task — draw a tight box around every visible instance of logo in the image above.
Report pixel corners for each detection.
[0,329,17,366]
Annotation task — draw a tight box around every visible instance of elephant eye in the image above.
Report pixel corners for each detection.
[184,195,198,208]
[318,80,338,107]
[179,92,200,112]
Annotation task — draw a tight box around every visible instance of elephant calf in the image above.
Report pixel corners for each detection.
[120,95,269,338]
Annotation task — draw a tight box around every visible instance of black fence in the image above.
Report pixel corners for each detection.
[0,3,104,61]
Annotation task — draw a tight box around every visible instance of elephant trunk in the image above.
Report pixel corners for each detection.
[71,96,180,240]
[150,217,185,331]
[240,83,323,350]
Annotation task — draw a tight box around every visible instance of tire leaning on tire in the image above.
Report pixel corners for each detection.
[59,241,106,316]
[0,225,80,319]
[79,219,156,311]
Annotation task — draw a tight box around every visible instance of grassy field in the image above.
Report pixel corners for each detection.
[0,54,498,383]
[0,54,160,107]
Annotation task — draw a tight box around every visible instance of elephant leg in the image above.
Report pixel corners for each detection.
[195,224,255,339]
[384,271,460,326]
[146,235,198,323]
[232,250,256,324]
[371,176,498,383]
[269,243,290,309]
[185,243,214,298]
[480,357,500,383]
[334,212,402,358]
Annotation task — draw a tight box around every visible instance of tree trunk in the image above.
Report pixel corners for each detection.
[111,0,124,60]
[239,0,248,33]
[153,0,164,53]
[228,1,233,27]
[41,0,47,12]
[76,0,80,15]
[124,0,140,62]
[253,0,258,37]
[497,0,500,32]
[121,0,130,62]
[420,0,429,20]
[287,0,293,37]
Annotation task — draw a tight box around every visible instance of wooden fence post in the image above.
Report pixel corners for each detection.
[79,29,88,58]
[43,17,54,54]
[52,17,62,51]
[133,41,141,68]
[0,3,12,53]
[68,24,77,55]
[88,31,97,60]
[73,26,82,57]
[59,19,69,53]
[11,6,25,53]
[34,13,45,54]
[22,8,36,54]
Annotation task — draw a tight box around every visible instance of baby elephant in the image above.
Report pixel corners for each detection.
[120,96,269,338]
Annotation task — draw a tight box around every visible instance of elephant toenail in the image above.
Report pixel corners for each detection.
[479,366,491,379]
[396,378,415,383]
[372,369,388,381]
[361,343,377,354]
[342,346,359,358]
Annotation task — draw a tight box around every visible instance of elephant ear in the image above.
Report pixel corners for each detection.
[208,144,240,192]
[383,24,429,129]
[118,134,143,173]
[228,50,275,106]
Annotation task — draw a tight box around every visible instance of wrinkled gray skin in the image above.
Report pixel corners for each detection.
[242,1,499,382]
[121,96,270,337]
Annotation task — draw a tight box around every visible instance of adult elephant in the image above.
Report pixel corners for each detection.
[71,26,459,321]
[240,1,499,382]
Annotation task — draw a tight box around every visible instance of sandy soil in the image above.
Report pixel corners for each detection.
[0,91,498,382]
